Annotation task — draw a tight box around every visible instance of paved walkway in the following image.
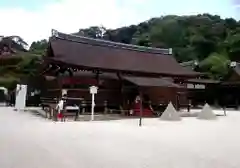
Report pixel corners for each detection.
[0,107,240,168]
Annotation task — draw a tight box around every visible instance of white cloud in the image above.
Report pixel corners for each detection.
[0,0,146,45]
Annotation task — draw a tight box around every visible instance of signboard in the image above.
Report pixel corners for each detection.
[90,86,98,94]
[187,83,205,89]
[187,84,194,89]
[195,84,205,89]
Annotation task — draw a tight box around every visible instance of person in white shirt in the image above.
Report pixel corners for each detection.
[56,94,67,120]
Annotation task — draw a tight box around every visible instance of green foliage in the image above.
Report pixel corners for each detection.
[1,48,42,89]
[224,31,240,61]
[0,76,19,89]
[0,54,42,88]
[29,39,48,56]
[74,26,107,39]
[0,35,45,89]
[198,53,230,79]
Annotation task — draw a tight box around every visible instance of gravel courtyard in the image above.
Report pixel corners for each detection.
[0,107,240,168]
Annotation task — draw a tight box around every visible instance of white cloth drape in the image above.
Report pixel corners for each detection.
[56,100,64,113]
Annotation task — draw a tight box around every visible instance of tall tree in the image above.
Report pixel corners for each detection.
[30,39,48,56]
[74,26,107,39]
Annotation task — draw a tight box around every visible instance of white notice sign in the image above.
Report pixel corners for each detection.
[15,84,27,111]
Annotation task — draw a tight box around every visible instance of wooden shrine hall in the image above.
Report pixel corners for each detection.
[41,30,200,118]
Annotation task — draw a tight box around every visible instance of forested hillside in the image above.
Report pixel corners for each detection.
[1,14,240,88]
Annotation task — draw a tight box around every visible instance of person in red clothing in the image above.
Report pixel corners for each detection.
[142,94,154,117]
[133,95,141,116]
[132,94,154,117]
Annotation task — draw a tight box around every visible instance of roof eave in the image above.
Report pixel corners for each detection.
[43,57,200,78]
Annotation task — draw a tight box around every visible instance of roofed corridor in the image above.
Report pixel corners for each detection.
[0,107,240,168]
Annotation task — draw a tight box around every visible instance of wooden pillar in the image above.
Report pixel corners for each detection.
[139,89,143,127]
[62,97,67,122]
[235,98,239,110]
[187,99,191,112]
[81,99,86,114]
[95,70,100,86]
[94,70,100,113]
[54,67,63,121]
[68,68,74,89]
[176,94,178,111]
[104,100,108,114]
[117,72,125,115]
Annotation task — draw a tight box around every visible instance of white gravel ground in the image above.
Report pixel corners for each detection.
[0,107,240,168]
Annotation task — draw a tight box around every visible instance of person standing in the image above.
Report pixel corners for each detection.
[56,94,67,121]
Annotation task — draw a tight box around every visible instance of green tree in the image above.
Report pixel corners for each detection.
[224,30,240,61]
[75,26,107,39]
[198,52,230,79]
[29,39,48,56]
[0,36,43,89]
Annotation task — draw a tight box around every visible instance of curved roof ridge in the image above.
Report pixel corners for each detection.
[51,29,171,55]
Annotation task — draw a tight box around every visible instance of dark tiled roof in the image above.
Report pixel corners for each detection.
[73,71,119,80]
[46,31,200,77]
[187,79,220,84]
[73,71,180,87]
[124,76,182,87]
[72,71,179,87]
[46,70,180,87]
[58,31,171,54]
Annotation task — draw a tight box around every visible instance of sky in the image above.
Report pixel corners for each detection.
[0,0,239,45]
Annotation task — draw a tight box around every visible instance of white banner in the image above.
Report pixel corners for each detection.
[15,84,27,111]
